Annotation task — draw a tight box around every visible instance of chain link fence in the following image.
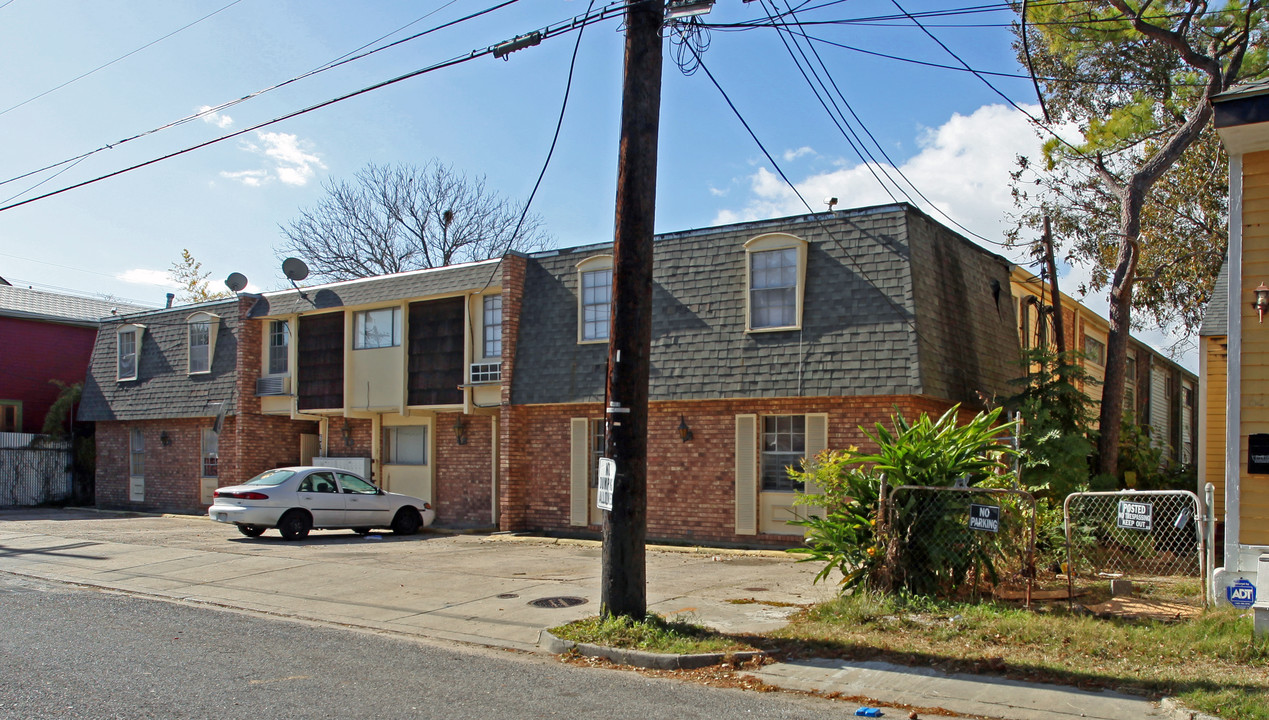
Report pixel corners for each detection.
[881,486,1037,606]
[0,436,73,507]
[1063,490,1206,607]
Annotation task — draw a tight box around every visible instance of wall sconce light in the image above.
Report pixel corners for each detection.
[341,419,353,447]
[453,416,468,446]
[677,415,693,443]
[1254,282,1269,324]
[160,431,172,447]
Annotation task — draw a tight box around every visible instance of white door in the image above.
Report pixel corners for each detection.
[382,423,432,501]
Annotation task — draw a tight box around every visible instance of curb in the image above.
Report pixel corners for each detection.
[538,630,766,670]
[487,532,792,558]
[1160,697,1226,720]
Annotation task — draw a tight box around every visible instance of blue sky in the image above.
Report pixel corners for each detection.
[0,0,1194,367]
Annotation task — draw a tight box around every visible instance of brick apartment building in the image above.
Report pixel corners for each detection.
[78,203,1024,546]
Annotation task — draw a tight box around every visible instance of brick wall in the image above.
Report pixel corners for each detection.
[499,254,528,528]
[96,417,232,513]
[323,417,373,462]
[502,394,956,547]
[435,412,494,527]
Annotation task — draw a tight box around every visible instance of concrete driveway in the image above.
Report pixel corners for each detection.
[0,509,836,651]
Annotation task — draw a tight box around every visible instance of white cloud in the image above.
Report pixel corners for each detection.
[714,104,1043,263]
[198,105,233,129]
[219,169,267,187]
[117,268,181,288]
[223,131,325,187]
[782,146,816,162]
[713,102,1199,370]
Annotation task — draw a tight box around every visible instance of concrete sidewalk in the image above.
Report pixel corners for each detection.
[0,509,1177,720]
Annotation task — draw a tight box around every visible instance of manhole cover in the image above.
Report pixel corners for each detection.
[497,593,519,599]
[529,596,588,609]
[744,587,770,592]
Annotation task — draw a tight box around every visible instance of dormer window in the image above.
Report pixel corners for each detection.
[187,312,221,375]
[577,255,613,343]
[745,233,808,332]
[117,324,145,381]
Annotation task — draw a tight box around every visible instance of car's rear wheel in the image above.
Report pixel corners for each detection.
[391,507,422,536]
[277,510,312,541]
[352,527,372,536]
[237,524,266,538]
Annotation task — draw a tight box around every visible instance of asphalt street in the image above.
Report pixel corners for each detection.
[0,574,848,720]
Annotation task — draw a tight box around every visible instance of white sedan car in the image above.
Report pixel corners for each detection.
[208,466,436,540]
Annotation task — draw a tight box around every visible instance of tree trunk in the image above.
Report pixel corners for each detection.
[1095,183,1143,479]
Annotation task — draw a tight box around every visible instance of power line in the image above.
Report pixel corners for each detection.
[762,0,1026,250]
[481,0,598,293]
[0,0,524,193]
[687,42,927,337]
[0,0,247,118]
[1,276,159,308]
[0,2,630,214]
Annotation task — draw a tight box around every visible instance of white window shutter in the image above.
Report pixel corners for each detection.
[735,414,758,535]
[803,413,829,498]
[569,418,590,526]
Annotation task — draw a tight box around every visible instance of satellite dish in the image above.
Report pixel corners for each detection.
[225,272,248,293]
[282,257,310,282]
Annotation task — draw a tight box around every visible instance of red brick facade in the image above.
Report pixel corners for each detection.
[501,394,956,547]
[435,412,495,527]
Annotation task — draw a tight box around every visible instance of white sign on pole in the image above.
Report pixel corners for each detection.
[596,458,616,511]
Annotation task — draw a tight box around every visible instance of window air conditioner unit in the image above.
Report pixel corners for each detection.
[256,376,290,396]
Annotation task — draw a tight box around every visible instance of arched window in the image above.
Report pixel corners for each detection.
[744,233,807,331]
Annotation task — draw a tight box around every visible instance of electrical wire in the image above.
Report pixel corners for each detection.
[479,0,598,294]
[687,43,927,337]
[0,0,525,193]
[0,2,630,214]
[763,0,1028,249]
[0,0,247,118]
[0,276,158,309]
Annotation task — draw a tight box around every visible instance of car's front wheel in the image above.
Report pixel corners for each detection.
[277,510,312,541]
[237,524,266,538]
[391,507,422,536]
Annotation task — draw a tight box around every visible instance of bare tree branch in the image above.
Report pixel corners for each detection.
[276,161,552,282]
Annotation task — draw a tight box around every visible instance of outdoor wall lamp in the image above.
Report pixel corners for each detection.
[453,416,468,446]
[677,415,693,443]
[341,419,353,447]
[160,431,172,447]
[1254,282,1269,324]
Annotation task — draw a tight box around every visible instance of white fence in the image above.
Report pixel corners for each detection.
[0,432,74,506]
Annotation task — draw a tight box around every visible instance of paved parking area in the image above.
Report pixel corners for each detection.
[0,508,835,651]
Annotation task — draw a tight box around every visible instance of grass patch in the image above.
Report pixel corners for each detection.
[774,592,1269,720]
[550,614,757,655]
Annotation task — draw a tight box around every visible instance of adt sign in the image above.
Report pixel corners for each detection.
[1228,578,1257,608]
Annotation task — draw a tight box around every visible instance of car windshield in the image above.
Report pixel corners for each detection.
[243,469,297,487]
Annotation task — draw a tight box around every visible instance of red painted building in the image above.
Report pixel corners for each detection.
[0,284,149,434]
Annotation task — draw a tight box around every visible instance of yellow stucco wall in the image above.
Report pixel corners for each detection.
[1238,149,1269,545]
[349,345,404,411]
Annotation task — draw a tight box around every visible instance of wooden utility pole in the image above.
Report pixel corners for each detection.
[601,0,662,620]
